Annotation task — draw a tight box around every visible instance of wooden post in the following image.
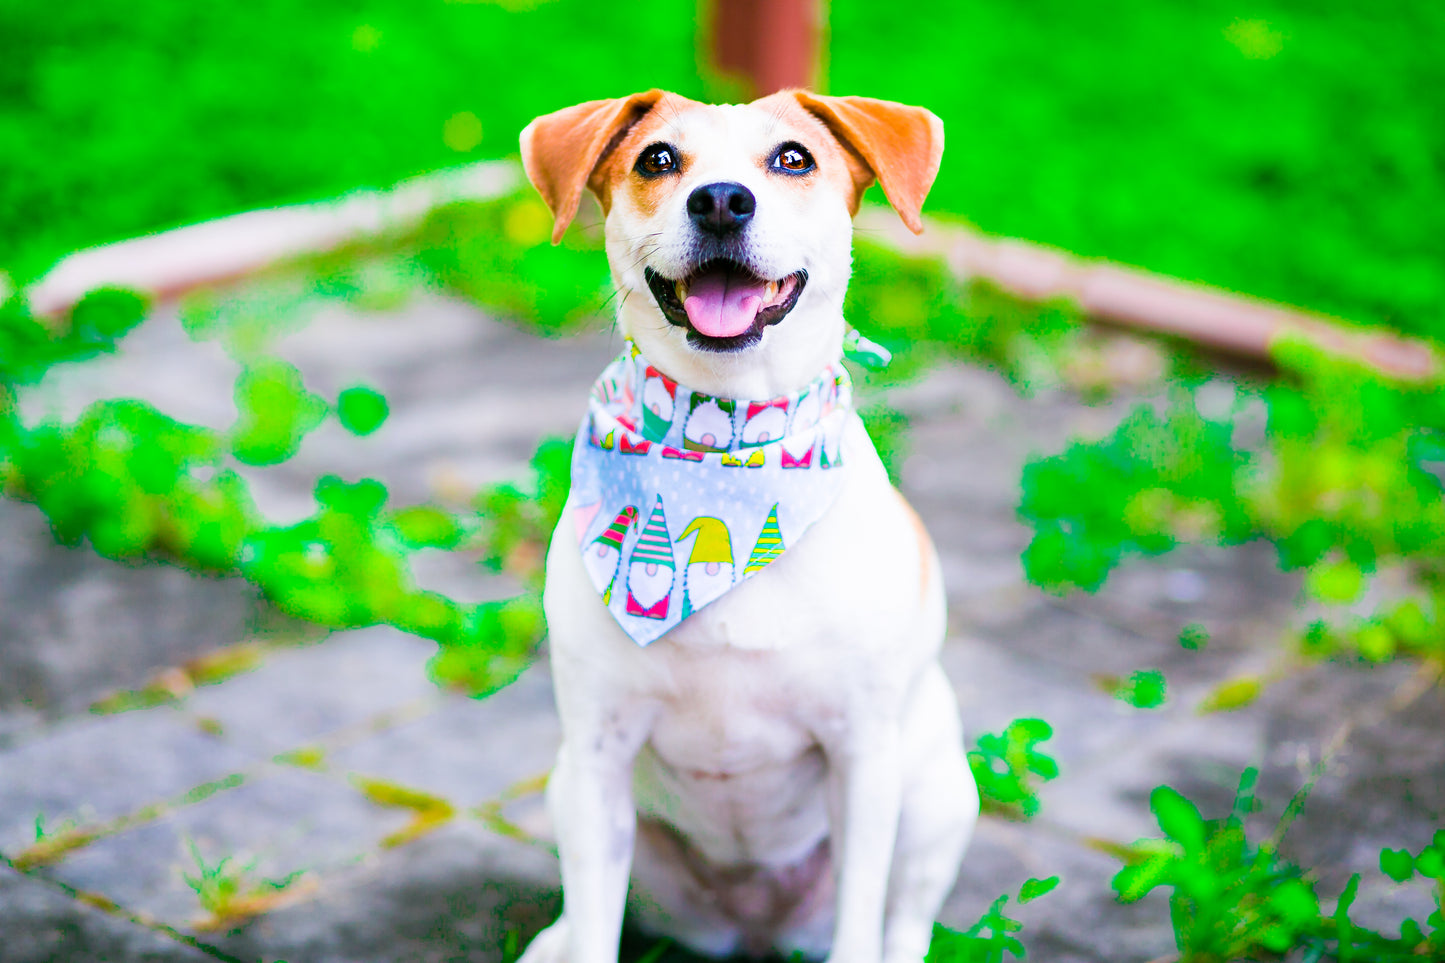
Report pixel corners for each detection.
[706,0,824,98]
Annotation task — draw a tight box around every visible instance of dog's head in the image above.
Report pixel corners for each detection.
[521,90,943,394]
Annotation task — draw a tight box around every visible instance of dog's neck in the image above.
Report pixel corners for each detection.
[617,299,846,401]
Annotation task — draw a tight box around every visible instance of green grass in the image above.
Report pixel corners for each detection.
[3,2,1442,339]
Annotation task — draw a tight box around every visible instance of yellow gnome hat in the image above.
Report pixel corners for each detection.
[679,517,733,566]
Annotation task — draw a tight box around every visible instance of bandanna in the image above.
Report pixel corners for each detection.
[567,341,856,646]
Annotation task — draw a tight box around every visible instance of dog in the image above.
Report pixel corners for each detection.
[516,89,978,963]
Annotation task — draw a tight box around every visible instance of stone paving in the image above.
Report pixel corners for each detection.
[2,290,1443,963]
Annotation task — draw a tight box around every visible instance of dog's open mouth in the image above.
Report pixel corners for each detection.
[645,260,807,352]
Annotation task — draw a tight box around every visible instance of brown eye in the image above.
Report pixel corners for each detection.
[771,142,815,174]
[636,143,679,176]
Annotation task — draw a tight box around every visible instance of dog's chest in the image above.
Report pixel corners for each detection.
[645,642,825,777]
[632,640,836,864]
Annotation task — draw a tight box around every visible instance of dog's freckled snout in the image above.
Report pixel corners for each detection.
[687,181,755,236]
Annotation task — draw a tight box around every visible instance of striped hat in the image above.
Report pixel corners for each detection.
[744,504,785,574]
[593,505,638,550]
[631,497,675,568]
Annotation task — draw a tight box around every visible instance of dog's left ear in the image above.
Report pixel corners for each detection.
[520,90,666,244]
[791,91,944,235]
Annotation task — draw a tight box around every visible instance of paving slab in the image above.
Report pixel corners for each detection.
[326,662,559,807]
[0,499,264,729]
[180,626,444,761]
[0,708,254,854]
[0,865,220,963]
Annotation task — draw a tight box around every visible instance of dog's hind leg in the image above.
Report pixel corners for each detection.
[880,666,979,963]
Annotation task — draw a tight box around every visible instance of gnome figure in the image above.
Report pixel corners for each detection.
[781,391,821,467]
[583,505,638,604]
[740,400,788,447]
[642,366,677,440]
[678,517,735,617]
[626,497,676,619]
[683,394,737,452]
[744,504,786,575]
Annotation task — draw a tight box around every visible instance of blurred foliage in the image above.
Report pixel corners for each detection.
[857,402,910,485]
[967,718,1060,821]
[1111,770,1445,962]
[336,385,389,436]
[832,1,1445,342]
[926,876,1058,962]
[472,437,571,587]
[413,197,612,335]
[1101,668,1169,709]
[1020,336,1445,673]
[1113,770,1321,961]
[0,287,146,385]
[844,239,1092,392]
[0,290,554,697]
[231,359,329,466]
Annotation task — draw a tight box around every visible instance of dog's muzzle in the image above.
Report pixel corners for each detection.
[645,260,808,353]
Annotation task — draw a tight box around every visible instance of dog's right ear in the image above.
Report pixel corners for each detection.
[520,90,666,244]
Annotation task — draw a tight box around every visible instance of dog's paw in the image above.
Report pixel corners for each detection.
[516,918,570,963]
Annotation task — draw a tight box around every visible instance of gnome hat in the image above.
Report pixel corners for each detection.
[631,497,676,569]
[746,399,788,418]
[593,505,638,550]
[679,517,733,566]
[744,504,785,574]
[644,366,678,397]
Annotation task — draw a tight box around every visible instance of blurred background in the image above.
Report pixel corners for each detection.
[2,3,1445,963]
[3,0,1441,334]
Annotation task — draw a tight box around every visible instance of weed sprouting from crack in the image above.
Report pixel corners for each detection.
[181,837,314,932]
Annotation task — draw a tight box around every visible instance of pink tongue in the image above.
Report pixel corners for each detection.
[683,269,766,338]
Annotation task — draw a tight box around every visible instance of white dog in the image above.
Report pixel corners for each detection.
[517,89,978,963]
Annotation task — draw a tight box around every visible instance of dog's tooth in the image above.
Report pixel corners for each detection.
[675,279,688,301]
[765,280,779,302]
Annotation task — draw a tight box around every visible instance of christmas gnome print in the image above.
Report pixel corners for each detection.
[583,505,638,605]
[642,366,678,439]
[781,389,821,469]
[619,503,787,622]
[678,516,735,617]
[684,394,736,452]
[626,497,677,619]
[745,504,786,575]
[741,399,788,447]
[568,342,855,643]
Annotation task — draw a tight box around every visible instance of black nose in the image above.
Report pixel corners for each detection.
[687,181,755,236]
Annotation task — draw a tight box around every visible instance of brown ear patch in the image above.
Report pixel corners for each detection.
[788,91,945,234]
[520,90,667,244]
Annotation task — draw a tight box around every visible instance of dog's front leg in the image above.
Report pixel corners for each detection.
[824,718,904,963]
[523,684,655,963]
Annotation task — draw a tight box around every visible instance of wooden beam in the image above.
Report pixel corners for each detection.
[858,207,1436,380]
